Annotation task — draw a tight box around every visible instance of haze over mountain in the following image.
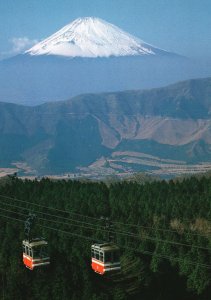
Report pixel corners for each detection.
[1,17,210,106]
[0,77,211,177]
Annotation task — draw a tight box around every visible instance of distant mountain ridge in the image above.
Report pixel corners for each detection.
[0,53,192,106]
[0,77,211,177]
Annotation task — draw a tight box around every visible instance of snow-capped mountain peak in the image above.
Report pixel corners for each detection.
[26,17,164,58]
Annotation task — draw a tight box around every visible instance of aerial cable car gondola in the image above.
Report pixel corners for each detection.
[91,243,121,275]
[22,213,50,270]
[91,217,121,275]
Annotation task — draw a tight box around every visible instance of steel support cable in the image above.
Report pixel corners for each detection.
[0,200,210,252]
[0,206,210,252]
[0,212,24,224]
[0,201,210,252]
[1,196,209,241]
[0,194,102,222]
[1,194,205,232]
[122,245,211,269]
[0,211,103,243]
[111,220,211,237]
[1,196,189,237]
[37,223,104,243]
[0,212,211,269]
[0,198,104,231]
[0,207,27,218]
[111,221,211,237]
[104,226,211,251]
[0,205,102,233]
[0,194,209,237]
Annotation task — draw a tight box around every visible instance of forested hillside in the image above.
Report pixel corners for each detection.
[0,175,210,299]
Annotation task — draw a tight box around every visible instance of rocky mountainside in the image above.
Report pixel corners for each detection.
[0,77,211,177]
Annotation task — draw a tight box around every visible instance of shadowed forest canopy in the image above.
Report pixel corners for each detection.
[0,175,210,300]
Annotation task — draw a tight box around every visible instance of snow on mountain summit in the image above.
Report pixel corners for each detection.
[26,17,164,58]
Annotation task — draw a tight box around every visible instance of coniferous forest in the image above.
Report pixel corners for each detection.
[0,175,210,300]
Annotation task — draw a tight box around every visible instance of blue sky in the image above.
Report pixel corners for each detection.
[0,0,211,60]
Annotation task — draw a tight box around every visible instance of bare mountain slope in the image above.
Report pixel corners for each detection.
[0,77,211,177]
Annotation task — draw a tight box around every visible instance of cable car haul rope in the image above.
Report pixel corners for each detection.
[0,194,210,273]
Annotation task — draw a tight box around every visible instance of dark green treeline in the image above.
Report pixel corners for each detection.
[0,175,210,300]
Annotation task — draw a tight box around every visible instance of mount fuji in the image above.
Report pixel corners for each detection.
[0,17,209,105]
[26,17,168,58]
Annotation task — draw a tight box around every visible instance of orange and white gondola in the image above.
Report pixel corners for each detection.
[91,243,121,275]
[23,213,50,270]
[22,238,50,270]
